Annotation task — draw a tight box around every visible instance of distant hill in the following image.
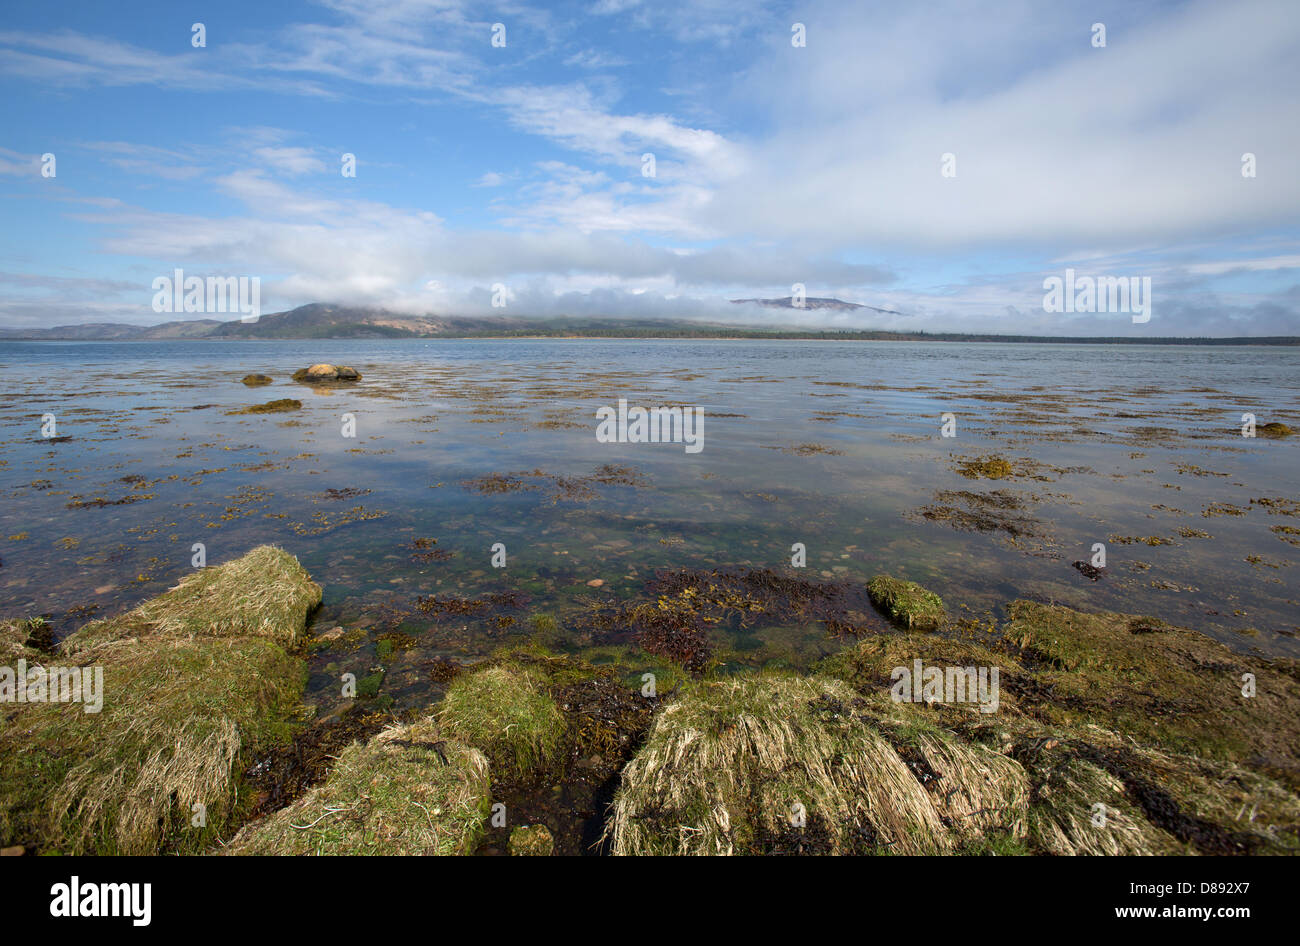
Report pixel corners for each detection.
[0,318,222,340]
[0,304,775,340]
[208,303,446,339]
[0,303,1296,344]
[730,296,902,315]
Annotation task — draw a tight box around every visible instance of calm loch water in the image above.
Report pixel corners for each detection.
[2,338,1298,713]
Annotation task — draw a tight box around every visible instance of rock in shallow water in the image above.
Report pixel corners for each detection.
[291,364,362,383]
[509,824,554,856]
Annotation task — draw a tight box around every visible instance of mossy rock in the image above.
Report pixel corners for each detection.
[226,718,490,855]
[1002,600,1300,781]
[509,824,554,856]
[0,546,319,854]
[1259,422,1294,438]
[226,398,301,415]
[608,674,1029,855]
[438,664,565,779]
[818,632,1019,712]
[867,575,946,630]
[240,374,273,387]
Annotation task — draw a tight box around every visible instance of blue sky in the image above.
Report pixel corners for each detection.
[1,0,1298,334]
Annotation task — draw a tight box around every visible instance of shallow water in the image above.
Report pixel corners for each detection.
[2,338,1297,715]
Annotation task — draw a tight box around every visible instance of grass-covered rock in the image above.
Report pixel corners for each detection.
[1024,741,1181,855]
[809,601,1300,854]
[823,600,1300,784]
[0,546,320,854]
[66,545,320,653]
[867,575,946,630]
[609,667,1300,856]
[225,718,490,856]
[438,664,565,779]
[608,674,1029,855]
[1013,729,1299,855]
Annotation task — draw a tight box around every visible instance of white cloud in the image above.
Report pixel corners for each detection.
[253,147,327,176]
[491,84,742,171]
[0,145,40,176]
[564,48,630,69]
[703,0,1300,251]
[1186,255,1300,276]
[81,141,206,180]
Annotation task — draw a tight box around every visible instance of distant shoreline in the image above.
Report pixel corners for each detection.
[4,302,1296,344]
[2,332,1297,345]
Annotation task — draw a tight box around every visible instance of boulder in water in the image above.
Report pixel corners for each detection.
[291,364,361,384]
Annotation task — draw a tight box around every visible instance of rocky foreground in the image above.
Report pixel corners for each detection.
[1,547,1297,855]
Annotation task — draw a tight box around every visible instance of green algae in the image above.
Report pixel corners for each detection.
[226,398,301,415]
[1001,600,1300,777]
[955,456,1015,480]
[817,632,1018,701]
[867,575,946,630]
